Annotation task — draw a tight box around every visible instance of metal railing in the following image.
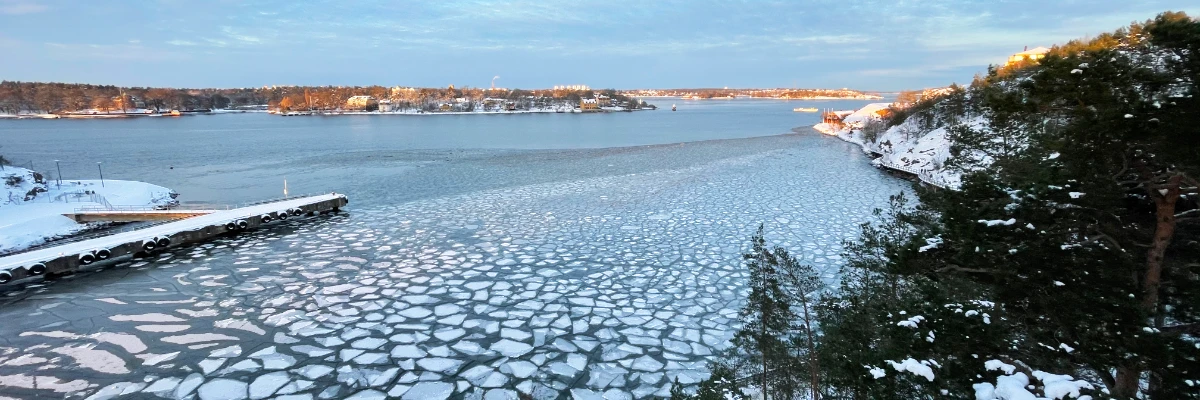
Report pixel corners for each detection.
[875,159,953,189]
[69,193,335,214]
[49,192,113,207]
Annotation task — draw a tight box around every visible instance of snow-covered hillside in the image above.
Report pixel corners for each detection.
[0,167,177,253]
[814,102,971,189]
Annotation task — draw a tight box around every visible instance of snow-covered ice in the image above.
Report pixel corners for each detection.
[0,134,908,399]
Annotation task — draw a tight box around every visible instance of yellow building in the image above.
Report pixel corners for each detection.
[345,95,377,110]
[1006,46,1050,66]
[580,98,599,110]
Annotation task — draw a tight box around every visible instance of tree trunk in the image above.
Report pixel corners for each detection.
[1113,174,1183,397]
[1113,365,1141,399]
[762,302,768,400]
[1141,174,1180,313]
[801,297,820,400]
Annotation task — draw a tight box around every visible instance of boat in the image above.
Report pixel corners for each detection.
[167,110,182,117]
[793,107,818,112]
[671,104,676,111]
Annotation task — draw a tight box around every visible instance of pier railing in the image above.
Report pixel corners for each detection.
[71,193,336,214]
[874,159,953,189]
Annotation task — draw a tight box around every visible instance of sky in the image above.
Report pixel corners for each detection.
[1,0,1197,91]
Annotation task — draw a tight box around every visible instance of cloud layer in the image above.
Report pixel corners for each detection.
[1,1,1196,90]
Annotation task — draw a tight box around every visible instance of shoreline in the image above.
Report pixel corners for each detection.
[0,108,656,119]
[812,103,959,189]
[273,107,655,117]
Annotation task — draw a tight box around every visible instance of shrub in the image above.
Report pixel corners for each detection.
[861,118,887,143]
[4,174,24,187]
[24,186,45,201]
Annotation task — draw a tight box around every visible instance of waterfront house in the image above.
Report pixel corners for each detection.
[597,95,611,107]
[1006,46,1050,66]
[580,98,599,110]
[346,95,377,110]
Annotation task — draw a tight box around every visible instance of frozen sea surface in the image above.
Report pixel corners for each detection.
[0,133,908,399]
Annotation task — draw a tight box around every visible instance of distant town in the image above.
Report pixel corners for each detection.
[0,81,881,118]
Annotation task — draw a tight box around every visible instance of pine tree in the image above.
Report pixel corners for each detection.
[817,12,1200,399]
[732,225,801,399]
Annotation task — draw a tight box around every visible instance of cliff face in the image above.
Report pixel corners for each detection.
[814,101,972,189]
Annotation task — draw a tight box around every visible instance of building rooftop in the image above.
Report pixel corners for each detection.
[1014,46,1050,56]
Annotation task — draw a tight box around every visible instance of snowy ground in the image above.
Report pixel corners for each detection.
[0,167,177,253]
[814,103,964,188]
[0,135,907,399]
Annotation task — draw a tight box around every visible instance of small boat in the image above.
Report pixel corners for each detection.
[167,110,182,117]
[793,107,818,112]
[671,104,677,111]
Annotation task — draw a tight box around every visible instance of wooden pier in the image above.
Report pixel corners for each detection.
[0,193,348,285]
[64,207,218,222]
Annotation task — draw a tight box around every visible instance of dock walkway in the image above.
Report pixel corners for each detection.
[0,193,347,284]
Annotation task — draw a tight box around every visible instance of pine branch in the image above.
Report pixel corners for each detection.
[1159,323,1200,336]
[936,264,1004,275]
[1174,209,1200,218]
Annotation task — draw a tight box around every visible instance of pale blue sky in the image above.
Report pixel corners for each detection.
[1,0,1196,90]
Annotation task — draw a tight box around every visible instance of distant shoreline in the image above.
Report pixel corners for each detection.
[0,108,657,119]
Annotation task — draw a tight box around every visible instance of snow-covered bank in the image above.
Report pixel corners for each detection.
[0,167,177,253]
[814,103,965,189]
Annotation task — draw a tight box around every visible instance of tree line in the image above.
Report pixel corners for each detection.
[0,81,266,114]
[673,11,1199,400]
[0,81,644,114]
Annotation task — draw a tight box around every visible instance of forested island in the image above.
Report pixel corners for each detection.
[0,83,657,115]
[621,88,882,100]
[0,82,880,117]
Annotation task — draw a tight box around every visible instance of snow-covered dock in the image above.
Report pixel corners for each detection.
[0,193,348,285]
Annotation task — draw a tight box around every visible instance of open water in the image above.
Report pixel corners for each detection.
[0,98,909,399]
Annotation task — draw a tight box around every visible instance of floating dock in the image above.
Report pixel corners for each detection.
[0,193,348,285]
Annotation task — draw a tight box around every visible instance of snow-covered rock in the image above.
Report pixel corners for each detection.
[0,166,177,253]
[814,103,964,189]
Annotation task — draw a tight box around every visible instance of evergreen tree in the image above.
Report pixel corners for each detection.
[817,12,1200,399]
[670,364,750,400]
[732,225,801,399]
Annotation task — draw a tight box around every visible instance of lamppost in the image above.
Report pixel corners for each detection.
[54,160,62,188]
[97,162,105,187]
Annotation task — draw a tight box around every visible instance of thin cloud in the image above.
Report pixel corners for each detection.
[0,0,47,15]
